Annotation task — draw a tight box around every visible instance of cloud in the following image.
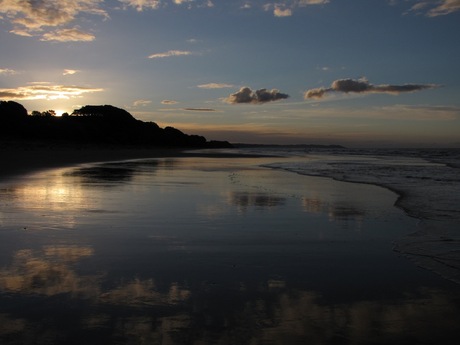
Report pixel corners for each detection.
[173,0,192,4]
[183,108,216,112]
[120,0,213,11]
[304,78,439,99]
[40,28,95,42]
[161,100,178,104]
[0,82,103,101]
[197,83,234,89]
[148,50,193,59]
[63,69,79,75]
[119,0,162,11]
[225,87,289,104]
[274,6,292,17]
[298,0,330,5]
[0,68,17,75]
[0,0,107,41]
[408,0,460,16]
[133,99,152,107]
[264,0,330,16]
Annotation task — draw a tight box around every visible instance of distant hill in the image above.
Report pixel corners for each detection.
[233,143,345,149]
[0,101,232,148]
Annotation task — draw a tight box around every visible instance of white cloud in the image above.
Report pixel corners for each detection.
[197,83,234,89]
[0,0,107,41]
[148,50,193,59]
[406,0,460,16]
[119,0,162,11]
[0,82,103,101]
[63,69,79,76]
[274,6,292,17]
[161,100,178,104]
[0,68,17,75]
[120,0,213,11]
[133,99,152,107]
[263,0,330,17]
[40,28,95,42]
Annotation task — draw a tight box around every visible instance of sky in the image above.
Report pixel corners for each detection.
[1,0,459,147]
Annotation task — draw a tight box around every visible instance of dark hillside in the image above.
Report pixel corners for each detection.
[0,102,232,148]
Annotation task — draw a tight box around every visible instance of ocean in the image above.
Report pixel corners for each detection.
[0,147,459,344]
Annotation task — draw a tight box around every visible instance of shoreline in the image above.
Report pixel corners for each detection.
[0,146,183,183]
[0,144,272,183]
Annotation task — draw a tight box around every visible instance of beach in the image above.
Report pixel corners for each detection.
[1,146,459,344]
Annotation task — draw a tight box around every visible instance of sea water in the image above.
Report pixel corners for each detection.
[0,151,459,344]
[256,147,460,284]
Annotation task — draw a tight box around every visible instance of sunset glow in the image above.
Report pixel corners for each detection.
[1,0,459,147]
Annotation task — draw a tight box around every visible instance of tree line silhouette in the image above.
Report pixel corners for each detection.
[0,101,231,148]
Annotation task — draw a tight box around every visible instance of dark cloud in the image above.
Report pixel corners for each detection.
[183,108,216,112]
[226,87,289,104]
[305,78,438,99]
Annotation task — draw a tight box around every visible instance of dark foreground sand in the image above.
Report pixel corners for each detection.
[0,146,182,181]
[0,142,263,182]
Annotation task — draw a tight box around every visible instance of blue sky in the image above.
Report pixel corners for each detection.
[1,0,459,147]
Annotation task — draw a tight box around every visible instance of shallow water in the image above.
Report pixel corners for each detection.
[261,147,460,284]
[0,156,459,344]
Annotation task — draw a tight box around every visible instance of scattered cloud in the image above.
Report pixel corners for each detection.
[225,87,289,104]
[197,83,234,89]
[183,108,216,111]
[298,0,330,5]
[133,99,152,107]
[41,28,95,42]
[0,82,103,101]
[274,6,293,17]
[0,68,17,75]
[0,0,107,41]
[407,0,460,16]
[264,0,330,17]
[304,78,439,99]
[173,0,192,4]
[63,69,79,76]
[119,0,162,11]
[120,0,213,11]
[148,50,193,59]
[161,100,178,104]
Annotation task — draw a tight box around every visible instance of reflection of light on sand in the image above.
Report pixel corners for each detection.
[10,171,98,229]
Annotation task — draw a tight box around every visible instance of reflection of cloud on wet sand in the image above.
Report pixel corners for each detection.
[0,250,459,344]
[0,246,190,307]
[228,191,286,212]
[302,197,365,229]
[100,279,190,306]
[255,288,459,344]
[0,246,99,297]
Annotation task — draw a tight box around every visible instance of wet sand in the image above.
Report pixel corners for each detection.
[0,142,260,182]
[1,150,459,344]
